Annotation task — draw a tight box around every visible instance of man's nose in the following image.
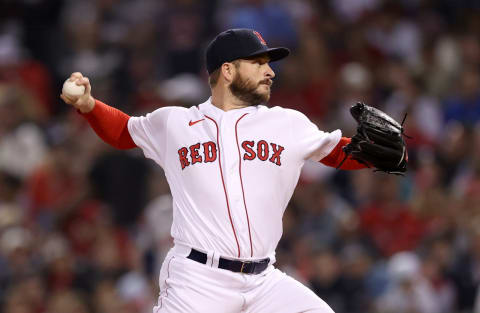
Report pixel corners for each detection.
[265,63,275,79]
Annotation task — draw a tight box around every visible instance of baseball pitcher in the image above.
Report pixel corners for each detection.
[61,29,407,313]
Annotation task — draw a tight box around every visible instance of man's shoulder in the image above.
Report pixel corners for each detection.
[151,105,193,114]
[142,105,198,118]
[260,105,309,120]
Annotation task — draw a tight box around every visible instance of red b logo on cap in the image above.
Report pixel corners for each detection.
[253,31,267,46]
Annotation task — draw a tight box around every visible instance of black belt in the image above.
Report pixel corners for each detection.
[187,248,270,275]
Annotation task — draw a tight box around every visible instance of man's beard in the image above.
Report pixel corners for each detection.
[229,73,271,106]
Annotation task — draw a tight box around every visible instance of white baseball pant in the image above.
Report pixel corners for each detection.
[153,244,335,313]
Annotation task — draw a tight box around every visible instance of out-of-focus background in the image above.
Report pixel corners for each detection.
[1,0,480,312]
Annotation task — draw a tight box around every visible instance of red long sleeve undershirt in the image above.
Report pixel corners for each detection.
[81,99,136,149]
[82,99,366,169]
[320,137,368,170]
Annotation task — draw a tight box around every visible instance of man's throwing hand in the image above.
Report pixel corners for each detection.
[60,72,95,113]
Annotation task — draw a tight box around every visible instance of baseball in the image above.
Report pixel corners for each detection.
[62,79,85,97]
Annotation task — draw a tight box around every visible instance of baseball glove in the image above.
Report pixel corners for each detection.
[338,102,408,175]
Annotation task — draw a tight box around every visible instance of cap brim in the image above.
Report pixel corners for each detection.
[246,47,290,62]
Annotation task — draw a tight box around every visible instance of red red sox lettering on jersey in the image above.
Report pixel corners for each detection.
[126,98,342,260]
[178,140,285,169]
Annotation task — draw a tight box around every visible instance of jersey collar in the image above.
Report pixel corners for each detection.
[198,97,258,119]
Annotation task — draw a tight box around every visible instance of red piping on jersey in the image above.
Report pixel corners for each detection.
[205,115,241,258]
[235,113,254,257]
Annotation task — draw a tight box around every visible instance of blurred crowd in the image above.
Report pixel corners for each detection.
[1,0,480,312]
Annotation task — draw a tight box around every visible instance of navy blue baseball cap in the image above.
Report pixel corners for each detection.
[205,29,290,74]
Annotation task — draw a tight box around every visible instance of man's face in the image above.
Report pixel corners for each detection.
[229,55,275,106]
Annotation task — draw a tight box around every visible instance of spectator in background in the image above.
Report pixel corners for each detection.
[270,31,334,125]
[0,85,47,180]
[46,290,89,313]
[309,249,346,312]
[116,245,155,313]
[459,33,480,69]
[424,36,462,98]
[297,182,354,249]
[89,149,150,227]
[160,1,210,76]
[2,283,36,313]
[383,61,442,148]
[26,139,86,227]
[333,62,374,133]
[421,254,456,313]
[0,171,23,230]
[330,0,380,24]
[359,175,426,257]
[309,246,371,313]
[410,154,452,236]
[376,252,441,313]
[338,244,372,313]
[437,122,471,187]
[444,68,480,126]
[221,0,298,49]
[365,2,422,70]
[93,279,130,313]
[41,233,96,295]
[451,124,480,200]
[0,31,54,119]
[450,223,480,311]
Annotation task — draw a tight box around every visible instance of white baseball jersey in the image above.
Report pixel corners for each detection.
[127,98,341,261]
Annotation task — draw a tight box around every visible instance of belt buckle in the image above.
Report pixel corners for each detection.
[240,261,253,273]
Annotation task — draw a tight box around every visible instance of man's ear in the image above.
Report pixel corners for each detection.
[221,62,236,83]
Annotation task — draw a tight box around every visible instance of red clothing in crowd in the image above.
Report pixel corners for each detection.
[360,202,427,257]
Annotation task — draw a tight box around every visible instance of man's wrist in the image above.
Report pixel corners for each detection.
[79,96,96,113]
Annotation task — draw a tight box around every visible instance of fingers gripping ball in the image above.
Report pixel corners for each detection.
[62,79,86,97]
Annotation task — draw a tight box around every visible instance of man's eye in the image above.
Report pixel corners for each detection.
[251,58,268,65]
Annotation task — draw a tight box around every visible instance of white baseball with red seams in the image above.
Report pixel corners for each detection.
[128,97,340,312]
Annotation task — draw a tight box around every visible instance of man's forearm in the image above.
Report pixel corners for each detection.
[81,99,137,150]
